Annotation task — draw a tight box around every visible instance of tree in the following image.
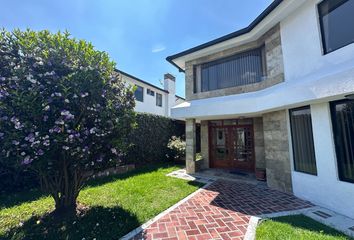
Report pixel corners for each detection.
[0,29,135,216]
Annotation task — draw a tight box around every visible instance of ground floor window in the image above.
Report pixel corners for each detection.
[330,99,354,183]
[289,106,317,175]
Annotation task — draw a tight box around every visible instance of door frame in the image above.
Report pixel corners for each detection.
[208,119,256,172]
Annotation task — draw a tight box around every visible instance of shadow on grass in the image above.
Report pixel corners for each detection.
[265,215,353,239]
[3,205,141,240]
[0,162,181,210]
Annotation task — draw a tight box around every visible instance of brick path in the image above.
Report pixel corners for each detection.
[133,180,313,240]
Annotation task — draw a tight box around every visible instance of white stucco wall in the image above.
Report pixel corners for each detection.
[280,0,354,83]
[121,74,167,116]
[290,103,354,219]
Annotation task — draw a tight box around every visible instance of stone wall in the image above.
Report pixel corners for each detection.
[263,110,293,193]
[185,24,284,101]
[186,119,196,174]
[200,120,209,169]
[254,118,265,169]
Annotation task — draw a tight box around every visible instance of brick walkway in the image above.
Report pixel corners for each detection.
[133,180,312,240]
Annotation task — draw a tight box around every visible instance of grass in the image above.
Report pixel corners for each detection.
[0,163,203,240]
[256,214,352,240]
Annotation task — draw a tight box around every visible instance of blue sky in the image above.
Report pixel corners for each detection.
[1,0,272,97]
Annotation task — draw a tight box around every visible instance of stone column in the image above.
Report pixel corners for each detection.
[186,119,196,174]
[200,120,209,169]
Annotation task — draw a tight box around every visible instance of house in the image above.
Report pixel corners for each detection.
[166,0,354,219]
[117,70,184,118]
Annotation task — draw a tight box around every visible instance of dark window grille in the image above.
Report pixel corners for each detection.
[289,106,317,175]
[330,99,354,183]
[197,47,265,92]
[134,85,144,102]
[147,88,155,96]
[318,0,354,54]
[156,93,162,107]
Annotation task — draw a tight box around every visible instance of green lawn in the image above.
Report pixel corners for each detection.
[0,164,202,240]
[256,215,352,240]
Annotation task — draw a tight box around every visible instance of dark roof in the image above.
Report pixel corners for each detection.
[116,69,169,93]
[176,95,185,100]
[166,0,284,72]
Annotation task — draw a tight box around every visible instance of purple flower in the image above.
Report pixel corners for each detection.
[25,133,35,143]
[62,146,69,150]
[43,115,48,122]
[111,148,117,155]
[80,92,89,98]
[22,156,32,165]
[43,140,50,146]
[12,140,19,145]
[60,110,74,120]
[37,149,44,156]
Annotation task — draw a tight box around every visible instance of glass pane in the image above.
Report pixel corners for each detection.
[331,100,354,183]
[319,0,354,53]
[212,128,228,160]
[233,127,252,162]
[134,85,143,102]
[224,119,237,126]
[289,107,317,175]
[209,120,222,126]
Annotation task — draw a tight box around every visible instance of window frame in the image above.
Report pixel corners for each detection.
[193,46,266,93]
[330,99,354,184]
[318,0,354,55]
[156,93,162,107]
[134,85,144,102]
[147,88,155,96]
[289,106,318,176]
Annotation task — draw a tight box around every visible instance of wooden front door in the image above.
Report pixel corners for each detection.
[209,120,255,172]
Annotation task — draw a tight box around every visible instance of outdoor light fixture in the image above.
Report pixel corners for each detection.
[344,94,354,100]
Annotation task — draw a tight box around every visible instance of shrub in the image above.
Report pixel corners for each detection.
[167,136,186,161]
[125,113,185,164]
[0,29,135,216]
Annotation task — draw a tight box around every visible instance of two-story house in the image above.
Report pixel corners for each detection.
[117,70,184,118]
[167,0,354,219]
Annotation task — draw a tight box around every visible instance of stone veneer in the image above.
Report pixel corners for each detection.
[186,119,196,174]
[254,117,266,169]
[200,120,209,169]
[263,110,293,193]
[185,24,284,101]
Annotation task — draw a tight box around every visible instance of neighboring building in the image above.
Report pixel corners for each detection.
[167,0,354,219]
[117,70,184,118]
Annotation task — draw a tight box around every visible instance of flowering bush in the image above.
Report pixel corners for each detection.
[167,136,186,161]
[0,29,135,215]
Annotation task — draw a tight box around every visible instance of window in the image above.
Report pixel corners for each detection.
[318,0,354,54]
[289,106,317,175]
[147,88,155,96]
[330,99,354,183]
[156,93,162,107]
[134,85,143,102]
[193,47,266,92]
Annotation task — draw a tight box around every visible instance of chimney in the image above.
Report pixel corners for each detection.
[164,73,176,117]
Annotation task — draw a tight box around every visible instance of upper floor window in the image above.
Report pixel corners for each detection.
[194,47,266,93]
[318,0,354,54]
[147,88,155,96]
[330,99,354,183]
[156,93,162,107]
[134,85,144,102]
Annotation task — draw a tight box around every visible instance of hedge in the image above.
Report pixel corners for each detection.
[125,113,185,164]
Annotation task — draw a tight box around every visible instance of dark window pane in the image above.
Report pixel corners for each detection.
[319,0,354,53]
[330,99,354,183]
[290,106,317,175]
[199,47,264,92]
[134,85,144,102]
[156,93,162,107]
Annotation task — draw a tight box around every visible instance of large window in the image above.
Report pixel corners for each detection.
[318,0,354,54]
[330,99,354,183]
[156,93,162,107]
[134,85,144,102]
[194,47,266,92]
[289,106,317,175]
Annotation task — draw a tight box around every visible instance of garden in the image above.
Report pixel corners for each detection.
[0,29,191,239]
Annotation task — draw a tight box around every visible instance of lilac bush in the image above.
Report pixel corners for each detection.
[0,29,135,215]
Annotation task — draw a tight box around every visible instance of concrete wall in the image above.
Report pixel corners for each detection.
[291,103,354,219]
[280,0,354,83]
[185,25,284,101]
[263,110,292,193]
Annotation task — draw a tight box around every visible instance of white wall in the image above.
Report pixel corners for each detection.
[121,74,167,116]
[280,0,354,83]
[290,103,354,219]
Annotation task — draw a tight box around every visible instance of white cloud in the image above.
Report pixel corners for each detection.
[151,44,166,53]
